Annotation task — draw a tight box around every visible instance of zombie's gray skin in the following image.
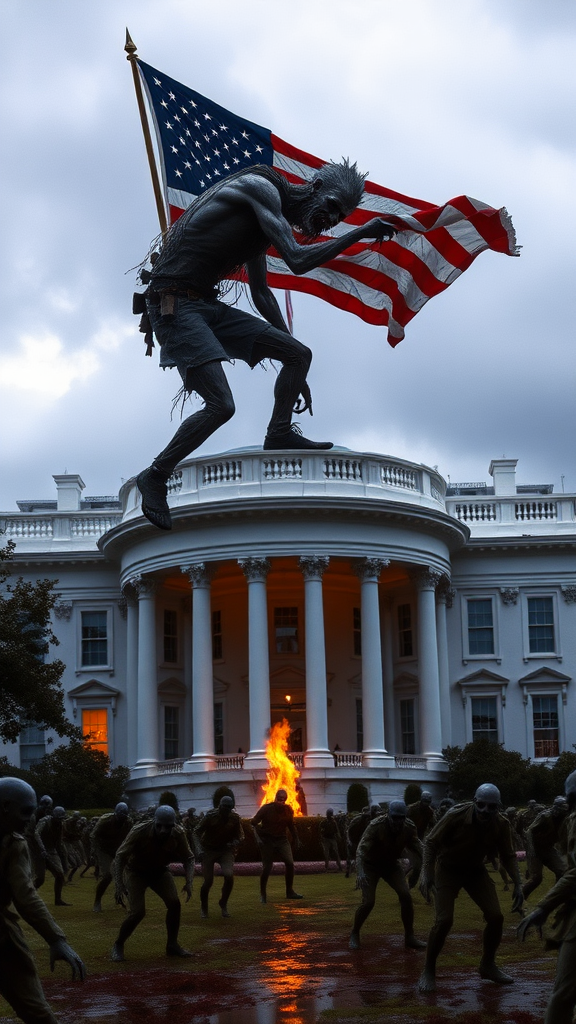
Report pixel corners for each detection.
[319,808,342,872]
[345,805,381,879]
[517,772,576,1024]
[135,162,397,530]
[0,778,85,1024]
[407,792,435,840]
[91,803,131,912]
[349,800,426,951]
[517,800,546,846]
[194,796,244,918]
[433,798,455,824]
[522,796,569,901]
[35,808,70,906]
[418,783,523,993]
[111,805,194,962]
[250,789,303,902]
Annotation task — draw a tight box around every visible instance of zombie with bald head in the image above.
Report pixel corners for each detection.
[91,802,131,912]
[349,800,426,951]
[250,789,303,903]
[517,771,576,1024]
[0,778,85,1024]
[418,783,523,993]
[319,808,342,872]
[35,807,69,907]
[194,795,244,919]
[134,160,397,530]
[110,804,194,962]
[522,796,569,902]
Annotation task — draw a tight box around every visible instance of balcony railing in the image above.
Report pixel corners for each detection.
[445,495,575,534]
[149,752,432,774]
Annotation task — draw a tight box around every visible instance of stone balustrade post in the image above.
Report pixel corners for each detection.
[299,556,334,769]
[239,557,272,768]
[181,563,217,772]
[352,558,394,768]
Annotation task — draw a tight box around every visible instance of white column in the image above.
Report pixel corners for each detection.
[181,563,216,772]
[123,584,139,767]
[131,576,158,769]
[299,556,333,769]
[436,576,453,750]
[353,558,394,768]
[413,567,444,764]
[381,597,396,753]
[239,557,272,768]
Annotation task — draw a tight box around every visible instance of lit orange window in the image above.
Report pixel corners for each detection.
[82,709,108,755]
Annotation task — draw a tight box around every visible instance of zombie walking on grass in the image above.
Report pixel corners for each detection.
[250,789,303,903]
[349,800,426,952]
[91,802,131,913]
[194,795,244,919]
[418,783,524,993]
[111,805,194,962]
[0,778,85,1024]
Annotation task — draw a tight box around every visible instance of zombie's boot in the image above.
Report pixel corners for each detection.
[136,466,172,531]
[166,944,193,958]
[349,931,361,950]
[263,426,333,451]
[286,890,304,900]
[219,898,230,918]
[111,942,125,962]
[405,934,427,950]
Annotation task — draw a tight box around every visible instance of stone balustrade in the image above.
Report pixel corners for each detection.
[119,448,445,521]
[0,513,123,547]
[445,495,575,534]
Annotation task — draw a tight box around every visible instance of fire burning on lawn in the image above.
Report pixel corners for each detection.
[260,719,302,814]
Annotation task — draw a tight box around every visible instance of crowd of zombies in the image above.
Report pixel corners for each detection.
[2,780,576,1024]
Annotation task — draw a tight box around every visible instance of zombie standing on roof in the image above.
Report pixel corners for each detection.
[134,160,397,530]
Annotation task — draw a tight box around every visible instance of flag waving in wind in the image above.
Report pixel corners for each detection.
[135,57,519,348]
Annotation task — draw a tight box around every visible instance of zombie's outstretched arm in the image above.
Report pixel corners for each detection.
[223,176,397,277]
[247,255,291,334]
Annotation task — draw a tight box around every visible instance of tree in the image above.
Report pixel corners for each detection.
[27,741,129,809]
[0,539,79,742]
[443,740,533,807]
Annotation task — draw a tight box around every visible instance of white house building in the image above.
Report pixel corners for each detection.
[1,449,575,814]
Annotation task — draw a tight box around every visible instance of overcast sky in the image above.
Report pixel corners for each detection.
[1,0,575,510]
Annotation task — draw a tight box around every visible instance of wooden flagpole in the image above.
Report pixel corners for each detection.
[125,29,169,236]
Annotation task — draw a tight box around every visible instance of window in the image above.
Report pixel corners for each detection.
[82,708,108,755]
[397,603,413,657]
[164,706,179,760]
[533,695,559,757]
[274,607,299,654]
[212,610,223,660]
[214,701,224,755]
[467,599,494,655]
[471,696,499,743]
[528,598,555,654]
[81,611,108,666]
[356,698,363,753]
[163,610,178,663]
[400,699,416,754]
[19,723,46,771]
[353,607,362,657]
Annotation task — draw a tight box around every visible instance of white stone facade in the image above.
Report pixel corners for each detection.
[1,451,575,814]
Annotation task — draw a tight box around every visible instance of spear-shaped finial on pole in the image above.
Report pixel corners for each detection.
[124,29,168,235]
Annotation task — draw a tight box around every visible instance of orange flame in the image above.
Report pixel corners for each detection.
[260,719,302,815]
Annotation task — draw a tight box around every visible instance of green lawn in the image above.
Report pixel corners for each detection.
[1,866,559,1023]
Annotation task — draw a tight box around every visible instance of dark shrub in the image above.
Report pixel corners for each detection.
[403,783,422,805]
[158,790,179,812]
[347,783,369,813]
[213,785,235,807]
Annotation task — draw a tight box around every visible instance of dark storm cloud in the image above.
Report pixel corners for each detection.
[0,0,575,508]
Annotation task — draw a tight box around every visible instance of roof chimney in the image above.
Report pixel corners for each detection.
[488,459,518,496]
[53,474,85,511]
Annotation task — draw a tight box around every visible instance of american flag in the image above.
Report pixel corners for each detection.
[137,59,519,348]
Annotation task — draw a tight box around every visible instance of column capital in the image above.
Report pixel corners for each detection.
[410,566,443,591]
[499,587,520,606]
[352,557,389,582]
[129,574,157,598]
[299,555,330,580]
[180,562,216,588]
[561,585,576,604]
[238,557,272,582]
[436,575,456,607]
